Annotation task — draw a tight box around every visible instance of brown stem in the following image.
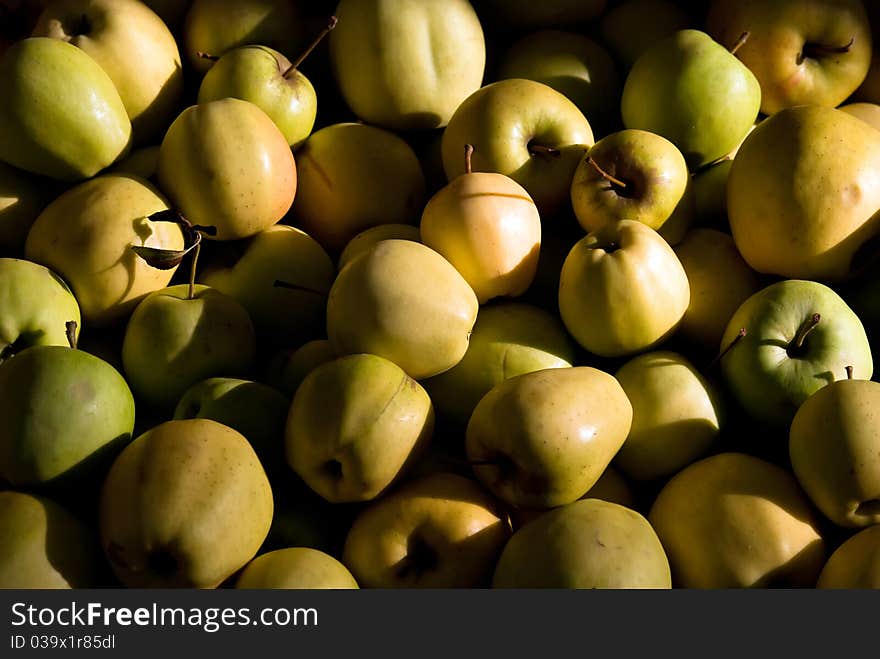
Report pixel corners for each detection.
[709,327,747,369]
[284,15,338,77]
[464,144,474,175]
[730,31,750,56]
[788,313,821,355]
[273,280,328,297]
[65,320,78,350]
[528,143,560,158]
[188,242,201,301]
[197,51,219,61]
[846,365,854,380]
[798,37,855,64]
[587,156,627,189]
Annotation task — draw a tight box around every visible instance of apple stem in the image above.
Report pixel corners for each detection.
[197,51,219,62]
[188,242,201,301]
[587,156,627,189]
[709,327,747,369]
[730,31,750,56]
[273,279,328,297]
[284,15,338,77]
[464,144,474,175]
[846,365,854,380]
[528,144,560,158]
[789,313,821,354]
[798,37,855,64]
[65,320,78,350]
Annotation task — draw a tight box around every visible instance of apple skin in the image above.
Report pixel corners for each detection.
[121,284,257,413]
[141,0,191,31]
[341,472,511,588]
[0,37,131,181]
[817,525,880,588]
[33,0,184,145]
[326,239,479,381]
[727,105,880,283]
[109,145,159,181]
[599,0,691,71]
[286,353,434,504]
[466,366,633,510]
[99,418,274,588]
[441,78,594,219]
[24,173,185,327]
[0,258,81,359]
[558,219,690,358]
[492,498,671,589]
[707,0,873,115]
[0,491,103,589]
[649,452,826,588]
[839,102,880,132]
[0,162,50,256]
[338,224,422,271]
[720,279,873,430]
[263,339,336,399]
[330,0,485,132]
[235,548,359,589]
[621,29,761,170]
[789,378,880,528]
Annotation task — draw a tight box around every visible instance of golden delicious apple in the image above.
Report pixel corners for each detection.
[236,548,358,589]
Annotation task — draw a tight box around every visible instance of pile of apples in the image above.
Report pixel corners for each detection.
[3,0,880,590]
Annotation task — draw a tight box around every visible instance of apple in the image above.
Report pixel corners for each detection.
[286,353,434,503]
[817,525,880,588]
[0,161,49,255]
[649,452,826,588]
[109,145,159,181]
[442,78,594,218]
[0,37,131,181]
[24,173,185,327]
[141,0,191,31]
[492,498,671,589]
[558,219,690,358]
[707,0,873,114]
[235,548,358,589]
[326,239,479,380]
[337,224,422,271]
[466,366,633,509]
[473,0,606,30]
[691,158,732,230]
[621,29,761,170]
[840,102,880,132]
[599,0,691,71]
[0,258,81,361]
[291,122,426,254]
[421,144,542,304]
[854,52,880,103]
[329,0,485,132]
[99,418,274,588]
[157,98,297,242]
[727,105,880,282]
[341,472,510,588]
[720,279,872,430]
[33,0,184,144]
[263,339,336,399]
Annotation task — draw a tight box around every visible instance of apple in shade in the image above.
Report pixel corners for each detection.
[337,224,422,271]
[0,162,50,255]
[474,0,606,30]
[441,78,594,219]
[236,548,358,589]
[558,219,690,358]
[719,279,873,431]
[817,525,880,588]
[263,339,336,399]
[599,0,691,71]
[421,144,542,304]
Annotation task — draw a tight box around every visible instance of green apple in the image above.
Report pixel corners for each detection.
[570,129,692,241]
[727,106,880,282]
[707,0,872,114]
[0,491,103,588]
[691,158,732,229]
[157,98,297,241]
[649,452,826,588]
[0,258,81,361]
[720,279,873,430]
[263,339,336,399]
[0,332,135,489]
[621,29,761,170]
[854,52,880,103]
[197,16,337,149]
[0,162,48,255]
[0,37,131,180]
[341,472,511,588]
[182,0,304,74]
[493,498,671,589]
[286,353,434,503]
[24,173,185,327]
[790,375,880,528]
[466,366,633,509]
[100,418,274,588]
[173,377,290,479]
[613,351,724,482]
[442,78,594,218]
[121,284,257,412]
[473,0,606,29]
[673,228,761,353]
[236,548,358,589]
[338,224,422,271]
[330,0,485,132]
[599,0,691,71]
[817,525,880,588]
[421,146,541,304]
[558,219,690,358]
[199,225,335,348]
[423,302,575,429]
[326,239,479,380]
[497,30,620,138]
[291,122,426,253]
[109,145,159,180]
[33,0,184,144]
[839,102,880,132]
